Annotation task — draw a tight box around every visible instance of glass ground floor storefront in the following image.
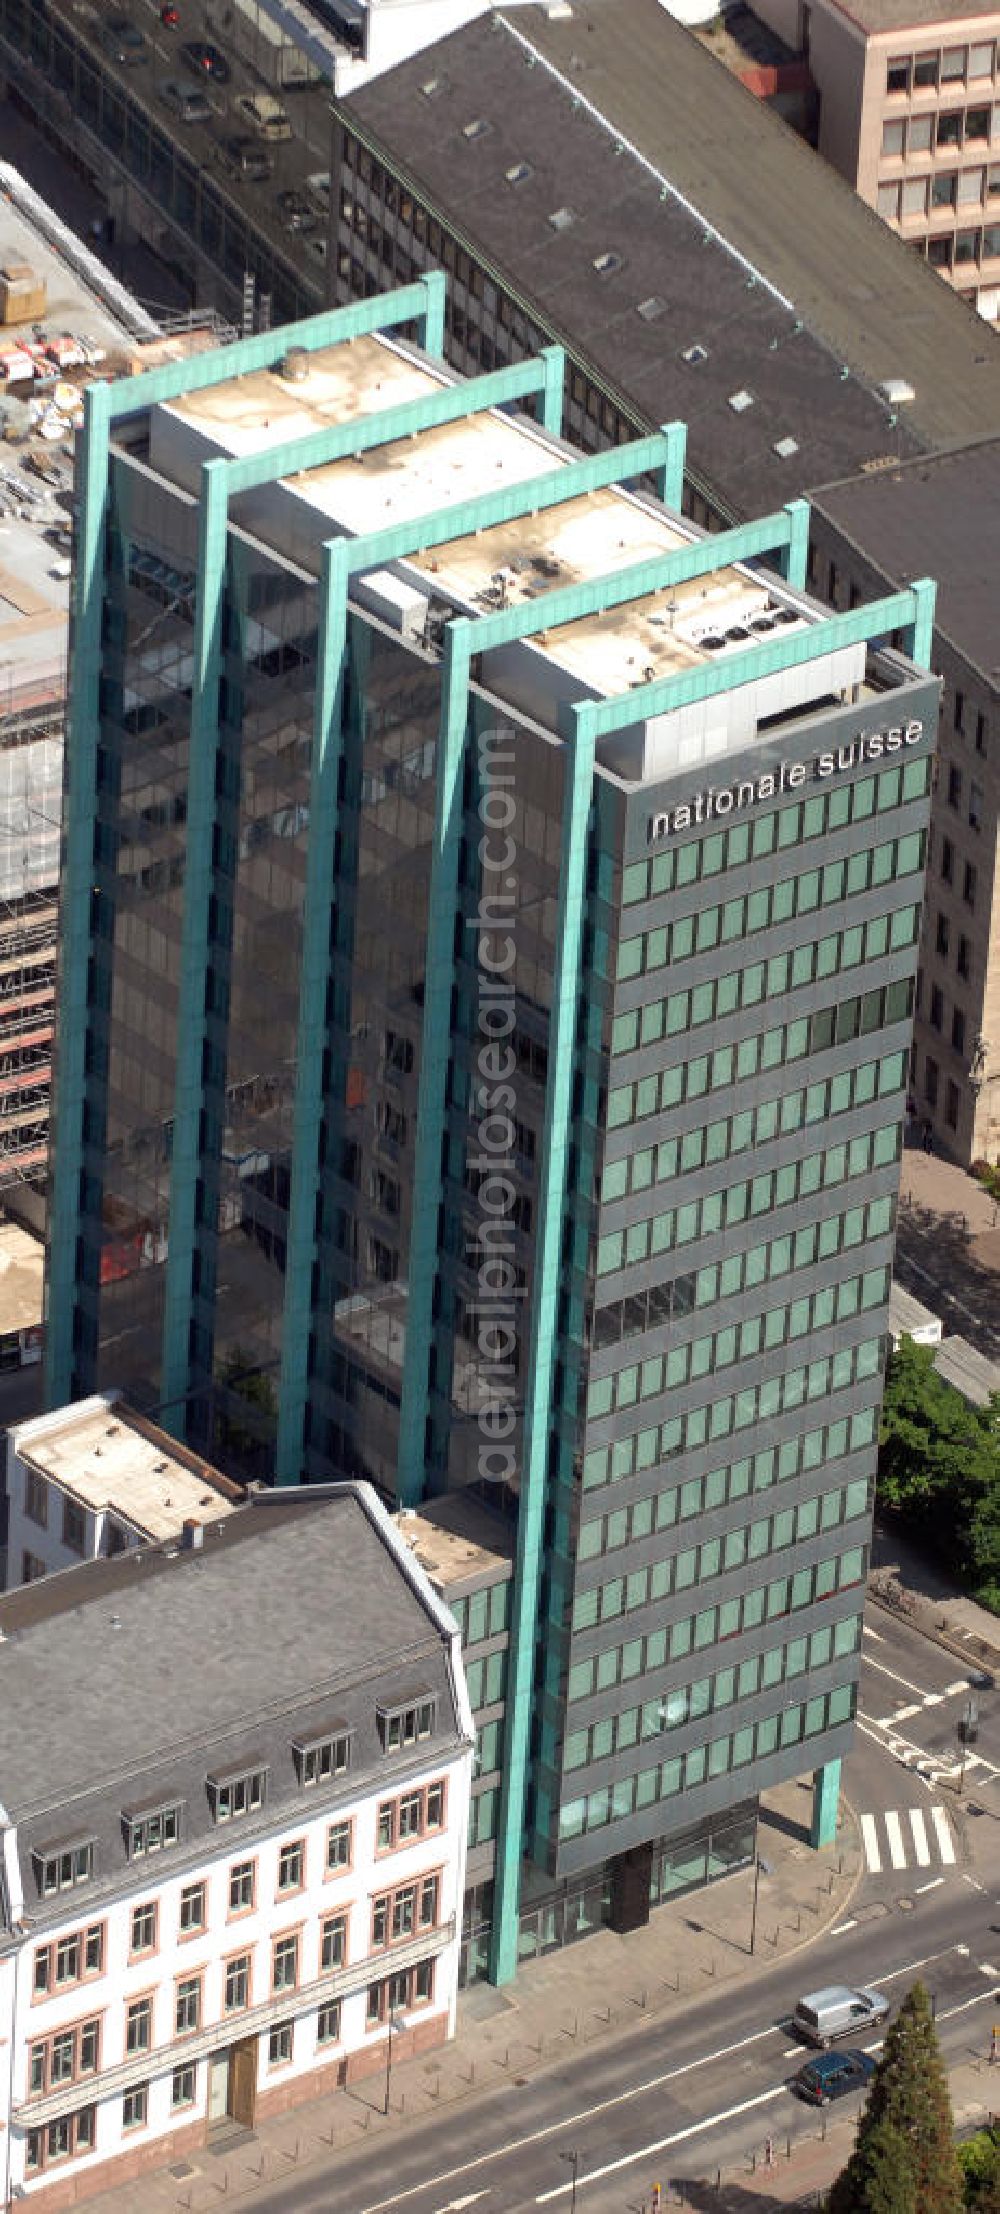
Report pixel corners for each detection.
[459,1799,757,1985]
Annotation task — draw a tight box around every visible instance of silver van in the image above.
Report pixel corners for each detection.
[792,1985,890,2047]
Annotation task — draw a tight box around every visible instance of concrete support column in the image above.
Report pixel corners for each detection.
[810,1758,841,1850]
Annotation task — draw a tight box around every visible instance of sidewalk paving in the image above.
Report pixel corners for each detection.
[78,1777,865,2214]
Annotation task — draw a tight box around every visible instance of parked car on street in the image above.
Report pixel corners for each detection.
[236,90,292,140]
[181,38,230,80]
[101,15,147,62]
[215,135,274,182]
[794,2050,877,2106]
[792,1986,890,2048]
[157,78,212,121]
[276,189,316,232]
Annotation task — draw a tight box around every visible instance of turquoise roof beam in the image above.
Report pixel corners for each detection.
[577,582,937,740]
[104,277,448,421]
[338,428,678,577]
[460,504,805,657]
[779,499,810,590]
[541,346,565,436]
[219,350,567,498]
[908,576,936,669]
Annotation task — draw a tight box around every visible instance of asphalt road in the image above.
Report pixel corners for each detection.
[216,1900,1000,2213]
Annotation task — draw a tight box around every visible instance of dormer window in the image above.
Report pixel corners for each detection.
[294,1729,352,1788]
[34,1839,95,1897]
[378,1696,436,1753]
[123,1800,182,1858]
[207,1764,267,1824]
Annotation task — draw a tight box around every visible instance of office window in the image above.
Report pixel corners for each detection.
[278,1840,304,1893]
[909,111,933,148]
[886,56,910,91]
[23,1466,47,1527]
[175,1975,201,2035]
[941,44,967,79]
[941,837,954,882]
[229,1860,255,1914]
[882,119,905,155]
[62,1496,86,1554]
[964,861,978,906]
[901,176,928,216]
[209,1766,267,1823]
[179,1881,206,1934]
[930,985,944,1030]
[948,763,963,807]
[928,234,953,265]
[952,1007,966,1054]
[936,911,950,955]
[36,1842,95,1897]
[878,182,901,217]
[130,1901,156,1955]
[976,711,987,753]
[321,1913,347,1970]
[125,1998,152,2055]
[21,1550,45,1583]
[268,2022,294,2067]
[946,1080,961,1129]
[970,40,995,74]
[968,106,991,140]
[326,1819,352,1872]
[273,1934,299,1993]
[225,1954,251,2011]
[122,2085,148,2131]
[378,1697,436,1752]
[172,2064,196,2109]
[958,934,972,979]
[295,1731,352,1787]
[970,781,984,828]
[125,1802,181,1858]
[925,1055,939,1106]
[317,2001,342,2046]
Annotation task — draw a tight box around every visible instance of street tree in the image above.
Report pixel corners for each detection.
[826,1981,963,2214]
[878,1338,1000,1600]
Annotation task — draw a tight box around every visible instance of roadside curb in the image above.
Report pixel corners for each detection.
[867,1585,1000,1683]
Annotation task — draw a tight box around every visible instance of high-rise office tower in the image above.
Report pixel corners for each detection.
[47,279,937,1980]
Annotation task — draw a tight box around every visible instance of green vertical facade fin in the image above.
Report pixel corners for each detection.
[44,379,113,1408]
[159,460,231,1434]
[275,541,350,1487]
[657,421,687,511]
[419,270,446,358]
[906,578,937,669]
[780,500,811,590]
[489,699,596,1988]
[540,347,566,436]
[396,621,473,1508]
[811,1759,841,1849]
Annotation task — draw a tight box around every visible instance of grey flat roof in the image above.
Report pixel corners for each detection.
[342,0,1000,517]
[0,1487,461,1923]
[812,439,1000,680]
[935,1332,1000,1406]
[824,0,999,36]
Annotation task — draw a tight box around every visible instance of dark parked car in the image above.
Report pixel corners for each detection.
[275,189,316,233]
[160,4,180,24]
[215,136,275,183]
[180,38,230,81]
[794,2050,877,2107]
[101,15,147,62]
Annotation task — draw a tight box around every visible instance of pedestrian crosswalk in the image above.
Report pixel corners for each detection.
[859,1805,956,1876]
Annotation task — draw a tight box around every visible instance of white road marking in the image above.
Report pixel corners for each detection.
[863,1622,885,1642]
[931,1806,957,1865]
[909,1808,931,1866]
[946,1679,972,1696]
[923,1692,944,1706]
[978,1964,1000,1977]
[915,1876,945,1894]
[964,1873,987,1893]
[783,2046,802,2057]
[863,1655,933,1696]
[830,1919,857,1936]
[893,1702,922,1722]
[533,2084,790,2202]
[862,1813,882,1873]
[885,1811,907,1869]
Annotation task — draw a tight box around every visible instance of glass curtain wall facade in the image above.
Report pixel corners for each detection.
[46,291,938,1983]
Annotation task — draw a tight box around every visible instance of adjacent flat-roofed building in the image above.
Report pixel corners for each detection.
[808,440,1000,1163]
[44,291,938,1982]
[330,0,1000,529]
[0,1485,473,2205]
[747,0,1000,316]
[4,1391,243,1587]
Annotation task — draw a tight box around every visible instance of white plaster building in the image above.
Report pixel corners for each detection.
[0,1484,473,2208]
[4,1393,242,1589]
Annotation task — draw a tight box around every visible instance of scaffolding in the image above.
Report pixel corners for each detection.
[0,667,64,1188]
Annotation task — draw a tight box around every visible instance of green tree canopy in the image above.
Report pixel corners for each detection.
[879,1339,1000,1597]
[826,1981,963,2214]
